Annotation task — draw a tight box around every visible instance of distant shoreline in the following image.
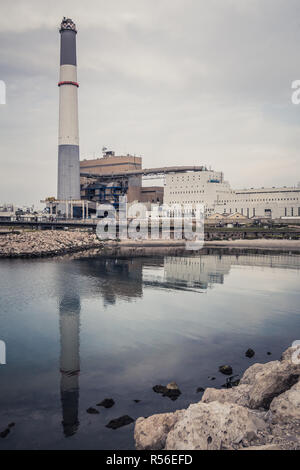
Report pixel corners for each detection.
[0,231,300,259]
[205,239,300,251]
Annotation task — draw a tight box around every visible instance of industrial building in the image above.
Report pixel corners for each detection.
[80,151,142,176]
[164,169,300,219]
[50,18,300,222]
[79,150,164,209]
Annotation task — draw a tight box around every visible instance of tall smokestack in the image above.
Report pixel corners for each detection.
[57,17,80,202]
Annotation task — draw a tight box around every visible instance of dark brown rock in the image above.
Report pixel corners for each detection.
[106,415,134,430]
[96,398,115,409]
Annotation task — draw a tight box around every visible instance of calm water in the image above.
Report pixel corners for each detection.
[0,250,300,449]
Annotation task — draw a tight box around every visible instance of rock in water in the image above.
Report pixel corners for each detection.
[106,415,134,430]
[166,382,179,390]
[86,407,99,414]
[222,375,240,388]
[0,428,10,438]
[153,385,166,394]
[164,382,181,400]
[96,398,115,409]
[196,387,205,393]
[245,349,255,358]
[153,383,181,400]
[219,365,233,376]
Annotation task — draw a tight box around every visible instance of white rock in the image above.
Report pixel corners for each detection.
[164,402,268,450]
[134,411,184,450]
[202,384,251,408]
[270,381,300,424]
[247,360,300,409]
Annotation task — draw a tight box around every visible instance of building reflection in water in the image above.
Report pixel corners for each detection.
[77,258,144,306]
[59,293,81,437]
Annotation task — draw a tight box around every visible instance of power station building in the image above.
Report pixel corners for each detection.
[79,150,164,208]
[164,169,300,219]
[51,18,300,222]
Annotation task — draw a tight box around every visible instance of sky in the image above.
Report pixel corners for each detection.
[0,0,300,206]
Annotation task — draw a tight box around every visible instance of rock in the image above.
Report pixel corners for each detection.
[86,407,100,414]
[153,385,166,394]
[153,383,181,401]
[96,398,115,409]
[164,382,181,400]
[196,387,205,393]
[245,349,255,358]
[106,415,134,430]
[8,422,15,428]
[219,365,233,376]
[281,346,300,364]
[164,402,267,450]
[134,411,184,450]
[240,362,266,385]
[222,375,240,388]
[0,428,10,438]
[202,384,251,408]
[270,381,300,424]
[267,352,272,356]
[166,381,179,390]
[246,360,300,409]
[135,347,300,450]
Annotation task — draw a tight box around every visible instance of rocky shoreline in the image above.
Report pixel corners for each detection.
[0,230,103,258]
[134,346,300,450]
[1,231,300,260]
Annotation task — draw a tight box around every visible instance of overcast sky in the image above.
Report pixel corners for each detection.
[1,0,300,206]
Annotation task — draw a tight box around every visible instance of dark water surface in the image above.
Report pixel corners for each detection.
[0,251,300,449]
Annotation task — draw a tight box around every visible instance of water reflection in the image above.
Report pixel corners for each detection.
[56,251,300,439]
[59,292,80,437]
[77,258,144,305]
[1,250,300,449]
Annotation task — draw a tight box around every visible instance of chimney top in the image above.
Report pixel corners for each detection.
[60,17,77,33]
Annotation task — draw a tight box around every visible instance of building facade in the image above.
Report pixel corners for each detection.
[164,169,300,219]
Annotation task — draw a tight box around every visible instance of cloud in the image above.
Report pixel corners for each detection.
[0,0,300,205]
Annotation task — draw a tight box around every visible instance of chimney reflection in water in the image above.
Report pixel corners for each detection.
[59,293,81,437]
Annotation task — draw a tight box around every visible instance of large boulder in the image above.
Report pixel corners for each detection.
[165,402,268,450]
[134,347,300,450]
[134,410,184,450]
[270,381,300,424]
[239,354,300,409]
[202,384,251,408]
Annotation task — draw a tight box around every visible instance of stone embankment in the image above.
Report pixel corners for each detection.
[134,347,300,450]
[0,230,103,258]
